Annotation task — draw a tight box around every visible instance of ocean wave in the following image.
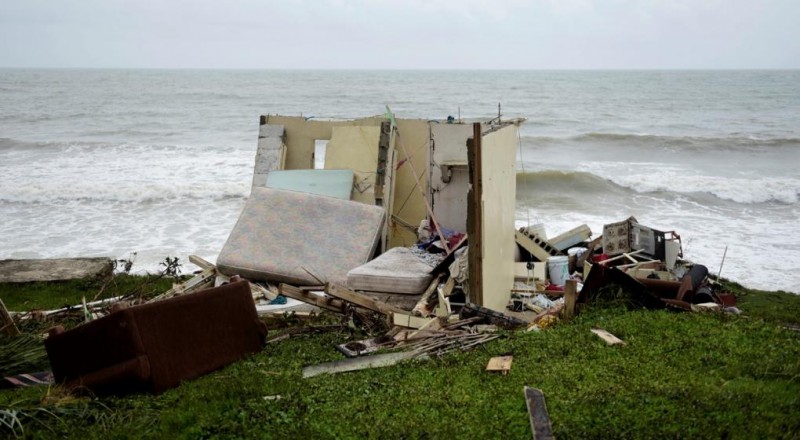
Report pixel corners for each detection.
[0,182,248,205]
[521,133,800,151]
[517,168,800,205]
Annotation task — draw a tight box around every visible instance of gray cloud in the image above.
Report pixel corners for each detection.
[0,0,797,68]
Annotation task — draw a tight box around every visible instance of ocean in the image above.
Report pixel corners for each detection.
[0,69,798,293]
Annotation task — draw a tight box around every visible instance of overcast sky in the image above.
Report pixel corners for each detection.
[1,0,798,69]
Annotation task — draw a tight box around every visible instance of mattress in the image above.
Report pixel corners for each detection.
[347,247,435,295]
[217,187,385,286]
[265,169,354,200]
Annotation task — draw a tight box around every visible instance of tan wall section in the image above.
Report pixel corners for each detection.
[324,125,381,205]
[478,124,519,312]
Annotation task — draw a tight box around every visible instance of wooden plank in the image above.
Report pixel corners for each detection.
[524,387,555,440]
[486,355,513,374]
[467,123,483,306]
[279,284,345,314]
[590,328,626,346]
[303,351,427,378]
[325,284,405,316]
[0,298,21,337]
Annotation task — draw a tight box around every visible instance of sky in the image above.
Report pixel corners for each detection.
[0,0,798,69]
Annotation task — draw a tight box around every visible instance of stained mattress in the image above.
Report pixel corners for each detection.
[217,187,385,286]
[347,247,435,295]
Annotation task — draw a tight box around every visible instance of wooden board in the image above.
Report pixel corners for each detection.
[486,355,513,374]
[590,328,626,346]
[524,387,555,440]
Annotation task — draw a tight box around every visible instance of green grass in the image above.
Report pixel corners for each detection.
[1,278,800,439]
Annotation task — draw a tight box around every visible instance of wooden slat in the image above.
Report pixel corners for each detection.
[325,284,405,316]
[279,284,345,314]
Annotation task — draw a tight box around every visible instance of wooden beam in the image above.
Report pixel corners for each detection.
[325,284,405,316]
[467,123,484,306]
[279,284,345,314]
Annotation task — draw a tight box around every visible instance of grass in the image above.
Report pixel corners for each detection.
[1,277,799,439]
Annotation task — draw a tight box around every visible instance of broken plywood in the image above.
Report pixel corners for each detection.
[486,355,513,374]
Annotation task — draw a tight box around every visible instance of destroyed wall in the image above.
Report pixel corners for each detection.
[260,115,429,248]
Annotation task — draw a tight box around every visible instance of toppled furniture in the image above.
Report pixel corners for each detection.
[217,187,385,286]
[44,281,267,395]
[347,247,435,295]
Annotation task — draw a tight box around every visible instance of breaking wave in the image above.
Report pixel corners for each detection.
[517,169,800,205]
[521,133,800,151]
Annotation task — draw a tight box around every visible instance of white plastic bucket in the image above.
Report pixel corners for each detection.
[547,256,570,286]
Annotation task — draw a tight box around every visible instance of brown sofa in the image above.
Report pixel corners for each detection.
[45,281,267,395]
